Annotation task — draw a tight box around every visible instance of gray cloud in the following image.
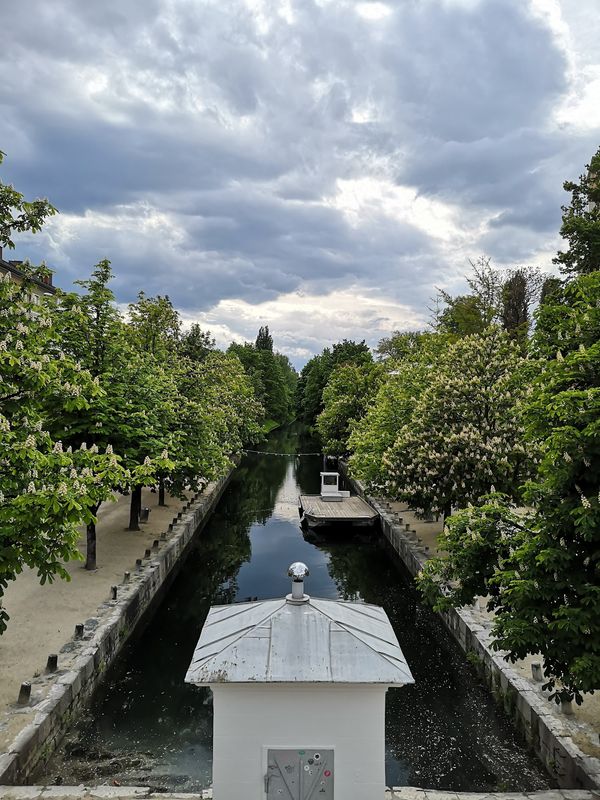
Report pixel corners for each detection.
[0,0,597,360]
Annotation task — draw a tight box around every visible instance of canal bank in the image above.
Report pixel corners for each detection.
[38,425,552,793]
[0,470,234,787]
[340,466,600,791]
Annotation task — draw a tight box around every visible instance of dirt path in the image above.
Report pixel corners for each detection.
[0,488,188,711]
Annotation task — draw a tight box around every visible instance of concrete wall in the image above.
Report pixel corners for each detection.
[0,471,234,787]
[212,684,386,800]
[340,465,600,791]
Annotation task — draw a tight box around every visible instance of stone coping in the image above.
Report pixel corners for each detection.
[0,786,597,800]
[339,465,600,791]
[0,471,233,787]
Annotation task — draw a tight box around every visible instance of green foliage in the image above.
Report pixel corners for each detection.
[179,324,215,362]
[316,361,385,455]
[228,331,296,426]
[127,291,181,361]
[255,325,273,351]
[385,328,533,517]
[418,273,600,700]
[417,493,526,610]
[553,146,600,276]
[296,340,372,425]
[0,151,57,250]
[0,268,124,629]
[349,334,452,490]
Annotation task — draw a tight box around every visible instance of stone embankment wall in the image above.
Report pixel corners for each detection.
[341,466,600,792]
[0,471,233,786]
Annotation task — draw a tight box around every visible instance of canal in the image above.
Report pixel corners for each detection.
[41,424,551,792]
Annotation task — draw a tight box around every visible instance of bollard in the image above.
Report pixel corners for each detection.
[111,585,118,600]
[560,699,574,715]
[123,571,130,583]
[531,662,543,682]
[160,531,167,540]
[144,549,151,559]
[405,523,410,531]
[74,623,84,639]
[177,511,183,519]
[152,539,160,550]
[17,682,31,705]
[168,523,173,532]
[46,654,58,673]
[136,558,143,571]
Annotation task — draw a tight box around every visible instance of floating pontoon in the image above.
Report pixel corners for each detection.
[298,472,378,528]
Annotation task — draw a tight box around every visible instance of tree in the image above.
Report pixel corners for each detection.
[0,266,124,625]
[384,328,533,518]
[432,257,503,336]
[553,146,600,276]
[179,324,215,362]
[228,330,296,427]
[349,334,452,490]
[500,267,543,340]
[127,292,181,361]
[255,325,273,351]
[57,262,174,545]
[418,274,600,701]
[316,362,385,455]
[0,151,57,249]
[297,340,372,426]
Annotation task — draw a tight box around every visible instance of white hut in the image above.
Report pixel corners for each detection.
[185,562,414,800]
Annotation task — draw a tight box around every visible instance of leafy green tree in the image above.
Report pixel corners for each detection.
[553,146,600,276]
[179,324,215,362]
[127,292,181,361]
[228,330,296,427]
[385,328,533,518]
[316,362,385,454]
[500,267,543,341]
[432,258,502,336]
[418,273,600,700]
[349,334,452,490]
[255,325,273,351]
[57,262,174,541]
[297,340,372,425]
[0,151,56,249]
[0,266,125,625]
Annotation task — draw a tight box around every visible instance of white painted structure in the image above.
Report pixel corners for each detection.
[185,563,414,800]
[320,472,350,502]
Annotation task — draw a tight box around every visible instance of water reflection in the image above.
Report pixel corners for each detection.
[40,425,551,792]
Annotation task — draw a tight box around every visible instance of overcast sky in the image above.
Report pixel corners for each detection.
[1,0,599,366]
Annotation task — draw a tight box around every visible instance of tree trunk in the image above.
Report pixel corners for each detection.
[128,485,142,531]
[158,476,166,507]
[85,522,97,570]
[85,503,100,570]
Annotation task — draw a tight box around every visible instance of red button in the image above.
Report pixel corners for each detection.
[324,770,331,777]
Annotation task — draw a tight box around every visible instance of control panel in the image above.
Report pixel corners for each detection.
[265,748,334,799]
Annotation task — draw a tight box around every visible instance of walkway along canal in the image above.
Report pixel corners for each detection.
[39,424,552,792]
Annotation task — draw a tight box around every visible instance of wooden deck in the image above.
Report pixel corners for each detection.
[299,494,378,527]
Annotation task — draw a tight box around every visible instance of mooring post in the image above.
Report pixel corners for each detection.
[17,682,31,705]
[560,699,574,715]
[160,531,167,540]
[74,623,84,639]
[531,663,543,682]
[136,558,143,571]
[152,539,159,550]
[123,571,130,583]
[46,653,58,673]
[111,585,118,600]
[144,548,151,559]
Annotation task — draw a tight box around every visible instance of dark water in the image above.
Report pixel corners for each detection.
[41,425,551,792]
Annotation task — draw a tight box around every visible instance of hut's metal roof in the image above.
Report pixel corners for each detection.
[184,597,414,685]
